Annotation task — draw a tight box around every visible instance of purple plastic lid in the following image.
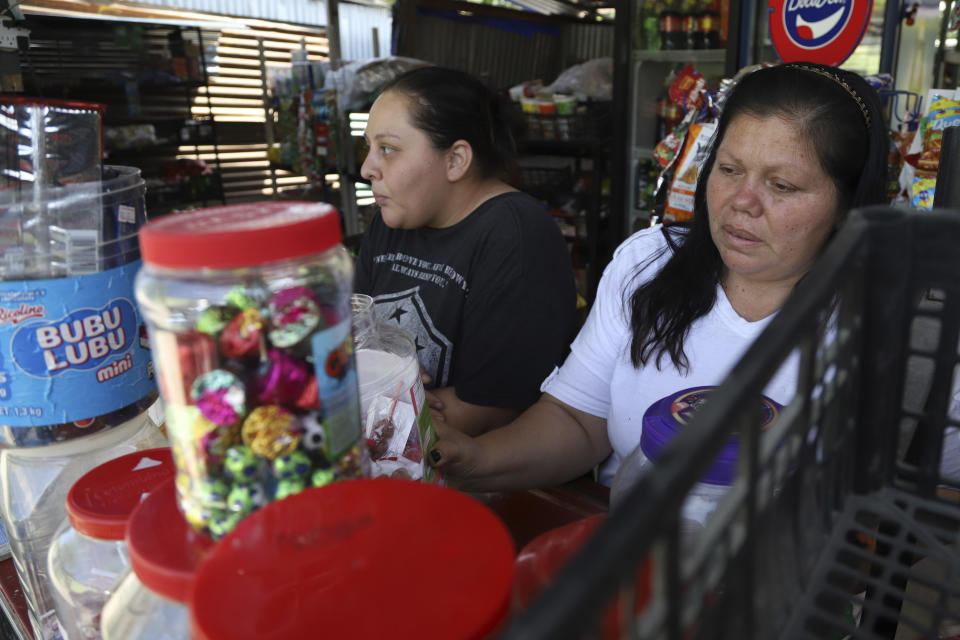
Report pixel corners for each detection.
[640,386,782,485]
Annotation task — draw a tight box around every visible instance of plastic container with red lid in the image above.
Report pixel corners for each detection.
[135,202,368,541]
[47,447,176,640]
[100,478,215,639]
[189,478,516,640]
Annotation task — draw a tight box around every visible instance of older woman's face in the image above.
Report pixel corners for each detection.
[706,114,839,289]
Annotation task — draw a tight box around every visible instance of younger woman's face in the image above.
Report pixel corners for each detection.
[706,113,839,290]
[360,91,453,229]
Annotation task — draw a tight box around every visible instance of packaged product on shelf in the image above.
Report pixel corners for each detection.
[662,120,716,223]
[508,79,544,102]
[135,202,368,540]
[901,91,960,210]
[47,448,176,640]
[649,64,717,223]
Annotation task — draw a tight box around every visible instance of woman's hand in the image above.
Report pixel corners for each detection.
[427,394,610,493]
[427,411,481,489]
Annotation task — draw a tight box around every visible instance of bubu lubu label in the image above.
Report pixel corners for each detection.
[0,261,156,426]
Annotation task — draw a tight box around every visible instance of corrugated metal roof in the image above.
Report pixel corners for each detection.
[130,0,314,26]
[127,0,391,52]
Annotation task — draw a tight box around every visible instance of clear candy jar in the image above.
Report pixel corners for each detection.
[351,294,438,482]
[100,478,214,640]
[135,202,368,539]
[0,411,167,640]
[47,448,176,640]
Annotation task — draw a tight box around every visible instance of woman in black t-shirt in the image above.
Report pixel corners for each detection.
[354,66,578,437]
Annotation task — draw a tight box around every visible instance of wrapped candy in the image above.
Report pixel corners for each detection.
[252,349,310,406]
[219,309,265,360]
[136,202,369,539]
[241,405,301,460]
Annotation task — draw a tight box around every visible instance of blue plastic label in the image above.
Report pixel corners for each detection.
[0,261,156,426]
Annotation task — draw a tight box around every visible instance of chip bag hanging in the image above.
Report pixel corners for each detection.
[662,121,716,223]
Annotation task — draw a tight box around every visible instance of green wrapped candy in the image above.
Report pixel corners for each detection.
[208,510,243,539]
[275,478,306,500]
[183,501,214,532]
[196,305,236,335]
[227,482,266,514]
[311,467,335,488]
[225,285,262,311]
[224,445,263,481]
[272,450,311,480]
[195,477,231,507]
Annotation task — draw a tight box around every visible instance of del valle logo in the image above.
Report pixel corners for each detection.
[768,0,873,67]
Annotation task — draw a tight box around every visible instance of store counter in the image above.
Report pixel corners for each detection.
[0,478,609,639]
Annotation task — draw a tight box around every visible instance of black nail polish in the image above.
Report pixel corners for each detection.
[429,449,442,463]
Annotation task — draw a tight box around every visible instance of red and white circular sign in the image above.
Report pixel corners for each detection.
[768,0,874,67]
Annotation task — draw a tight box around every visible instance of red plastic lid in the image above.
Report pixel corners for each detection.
[138,201,342,269]
[190,479,516,640]
[126,479,216,603]
[66,448,176,541]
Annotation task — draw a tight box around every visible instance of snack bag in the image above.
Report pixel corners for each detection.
[663,121,716,223]
[669,64,708,113]
[911,176,937,210]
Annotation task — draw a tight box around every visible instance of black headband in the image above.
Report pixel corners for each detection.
[788,63,871,129]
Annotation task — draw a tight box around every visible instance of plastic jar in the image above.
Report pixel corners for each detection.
[135,202,368,540]
[610,387,782,548]
[189,479,515,640]
[0,162,163,640]
[351,294,438,482]
[47,447,176,640]
[0,413,167,640]
[100,478,215,640]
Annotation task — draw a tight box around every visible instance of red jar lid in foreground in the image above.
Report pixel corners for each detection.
[66,447,176,541]
[190,479,516,640]
[138,201,342,270]
[126,479,216,603]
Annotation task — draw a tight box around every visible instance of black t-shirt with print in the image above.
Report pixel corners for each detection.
[354,191,577,411]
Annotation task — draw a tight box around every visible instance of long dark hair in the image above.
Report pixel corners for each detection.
[380,66,518,178]
[629,62,889,372]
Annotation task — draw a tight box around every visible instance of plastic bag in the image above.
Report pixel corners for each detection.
[547,57,613,101]
[324,56,431,111]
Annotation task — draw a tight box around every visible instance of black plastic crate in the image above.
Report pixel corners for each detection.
[498,206,960,639]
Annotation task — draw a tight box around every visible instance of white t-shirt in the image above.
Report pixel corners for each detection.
[541,225,798,485]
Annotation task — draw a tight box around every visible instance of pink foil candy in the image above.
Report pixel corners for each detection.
[253,348,310,406]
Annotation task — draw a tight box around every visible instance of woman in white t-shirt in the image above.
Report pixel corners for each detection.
[426,62,891,490]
